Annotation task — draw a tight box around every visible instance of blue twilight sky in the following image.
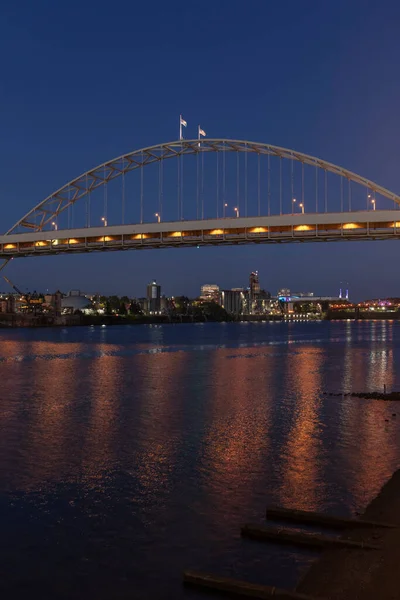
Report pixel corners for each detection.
[1,0,400,300]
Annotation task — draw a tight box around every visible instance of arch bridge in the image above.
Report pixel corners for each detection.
[1,139,400,260]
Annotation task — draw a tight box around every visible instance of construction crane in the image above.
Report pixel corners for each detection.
[3,275,31,306]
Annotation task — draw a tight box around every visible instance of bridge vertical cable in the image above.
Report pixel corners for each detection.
[348,179,351,211]
[216,152,219,218]
[257,153,260,217]
[85,174,89,227]
[159,155,163,220]
[122,160,125,225]
[315,165,318,213]
[245,144,248,217]
[177,151,181,220]
[301,162,304,213]
[236,151,240,217]
[103,166,107,226]
[267,154,271,216]
[279,157,282,215]
[291,154,294,213]
[340,176,344,213]
[324,169,327,213]
[89,174,92,227]
[68,188,71,229]
[141,152,144,224]
[201,150,204,220]
[181,146,184,220]
[223,145,226,218]
[196,151,200,220]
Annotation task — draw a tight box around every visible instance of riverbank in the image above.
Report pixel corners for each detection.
[0,313,285,328]
[297,469,400,599]
[1,312,400,327]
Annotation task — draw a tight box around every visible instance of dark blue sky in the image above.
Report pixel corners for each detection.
[1,0,400,300]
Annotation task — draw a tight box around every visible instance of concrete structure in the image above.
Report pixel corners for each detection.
[61,290,92,313]
[221,290,245,315]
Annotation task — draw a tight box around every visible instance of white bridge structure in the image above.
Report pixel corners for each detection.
[2,139,400,261]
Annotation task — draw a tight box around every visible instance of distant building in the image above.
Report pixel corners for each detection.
[221,290,245,315]
[61,290,92,314]
[292,291,314,298]
[278,288,291,298]
[249,272,260,297]
[137,297,149,313]
[200,284,220,303]
[147,280,161,313]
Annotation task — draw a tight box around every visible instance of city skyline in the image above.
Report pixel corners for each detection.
[1,2,400,299]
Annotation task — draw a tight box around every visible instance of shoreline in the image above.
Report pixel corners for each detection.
[1,314,400,329]
[296,469,400,599]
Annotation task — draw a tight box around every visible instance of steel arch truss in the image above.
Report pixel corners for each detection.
[8,139,400,234]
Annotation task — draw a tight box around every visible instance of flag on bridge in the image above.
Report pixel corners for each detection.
[179,115,187,140]
[198,127,206,138]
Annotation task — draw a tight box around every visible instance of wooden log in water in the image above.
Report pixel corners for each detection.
[266,506,397,530]
[183,570,318,599]
[241,524,379,550]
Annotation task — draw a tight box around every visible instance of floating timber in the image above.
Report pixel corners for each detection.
[241,524,379,551]
[183,570,319,600]
[266,506,397,530]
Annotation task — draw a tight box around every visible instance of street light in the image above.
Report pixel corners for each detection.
[101,217,107,227]
[51,221,58,231]
[292,198,296,214]
[299,202,305,214]
[234,207,239,218]
[155,212,161,223]
[371,199,376,211]
[224,203,228,217]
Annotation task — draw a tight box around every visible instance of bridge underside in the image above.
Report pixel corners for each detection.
[1,211,400,258]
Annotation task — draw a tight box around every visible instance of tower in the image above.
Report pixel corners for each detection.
[146,280,161,313]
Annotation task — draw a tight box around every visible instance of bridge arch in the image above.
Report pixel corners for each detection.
[8,139,400,234]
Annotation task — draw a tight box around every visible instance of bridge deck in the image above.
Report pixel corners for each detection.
[1,210,400,258]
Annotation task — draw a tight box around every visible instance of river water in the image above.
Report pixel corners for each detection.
[0,321,400,599]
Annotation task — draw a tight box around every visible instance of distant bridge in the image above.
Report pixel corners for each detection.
[2,139,400,260]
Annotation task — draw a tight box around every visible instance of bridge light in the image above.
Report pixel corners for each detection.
[51,222,58,231]
[234,207,239,218]
[155,213,161,223]
[299,202,305,214]
[371,199,376,210]
[101,217,108,227]
[292,198,296,214]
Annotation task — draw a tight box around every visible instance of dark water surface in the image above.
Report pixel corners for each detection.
[1,321,400,599]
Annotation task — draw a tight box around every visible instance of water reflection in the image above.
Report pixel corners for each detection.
[0,322,399,599]
[133,351,187,499]
[202,347,274,490]
[280,348,324,510]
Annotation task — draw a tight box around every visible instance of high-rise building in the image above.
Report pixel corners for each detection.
[146,280,161,313]
[200,284,220,303]
[249,272,260,297]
